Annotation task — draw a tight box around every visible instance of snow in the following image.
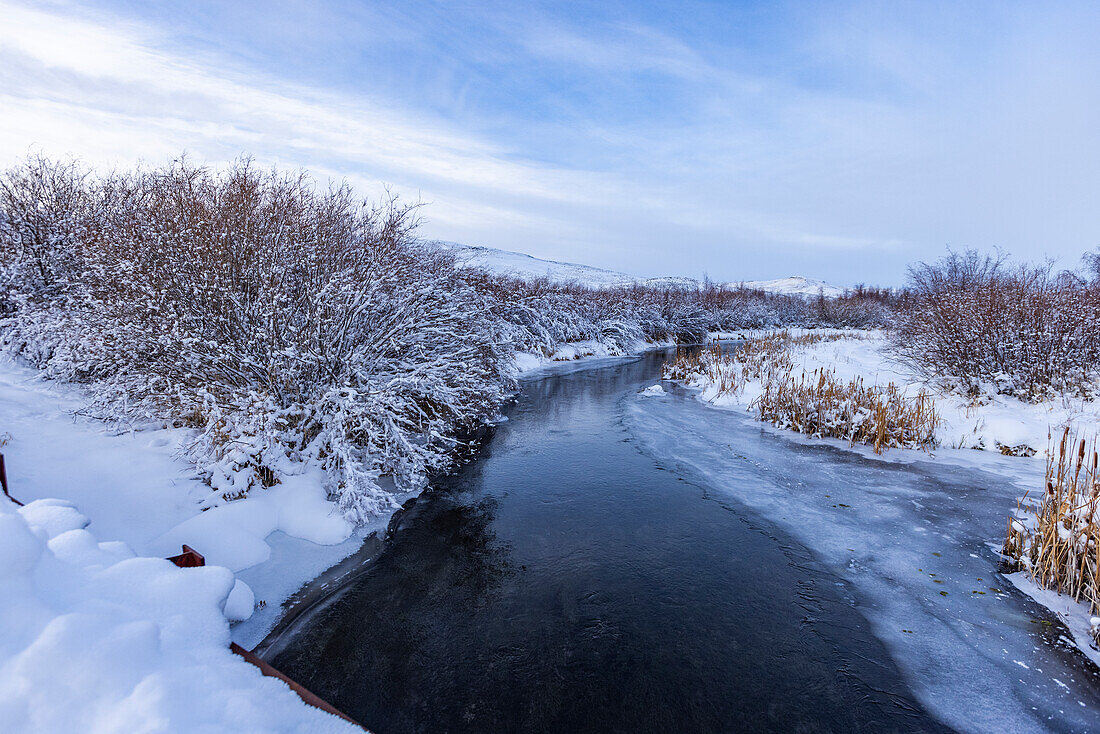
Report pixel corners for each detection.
[149,472,352,572]
[0,497,359,733]
[435,240,842,297]
[639,384,667,397]
[436,241,638,288]
[691,331,1100,457]
[1007,571,1100,669]
[0,357,377,731]
[738,275,843,298]
[511,338,674,378]
[656,330,1100,730]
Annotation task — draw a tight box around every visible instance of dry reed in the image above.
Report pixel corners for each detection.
[1003,428,1100,644]
[755,368,939,454]
[666,331,939,454]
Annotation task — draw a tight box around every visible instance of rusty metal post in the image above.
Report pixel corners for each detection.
[163,543,363,729]
[230,643,364,729]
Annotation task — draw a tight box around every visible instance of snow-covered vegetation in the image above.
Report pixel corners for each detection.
[893,249,1100,402]
[667,331,940,453]
[666,322,1100,662]
[0,155,894,525]
[0,156,513,524]
[1004,429,1100,646]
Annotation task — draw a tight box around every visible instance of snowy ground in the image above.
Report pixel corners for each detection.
[0,340,665,732]
[696,330,1100,457]
[0,358,379,732]
[511,337,673,375]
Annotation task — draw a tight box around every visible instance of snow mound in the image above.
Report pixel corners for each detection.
[0,497,358,733]
[639,384,667,397]
[739,276,843,298]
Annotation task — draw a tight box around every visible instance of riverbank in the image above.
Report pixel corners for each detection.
[262,347,955,733]
[626,383,1100,733]
[661,330,1100,672]
[0,341,667,731]
[678,330,1100,456]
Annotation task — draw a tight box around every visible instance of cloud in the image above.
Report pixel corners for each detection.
[1,0,1099,285]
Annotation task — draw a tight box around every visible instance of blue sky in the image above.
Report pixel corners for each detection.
[2,0,1099,285]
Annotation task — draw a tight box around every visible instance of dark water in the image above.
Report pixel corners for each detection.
[266,350,952,733]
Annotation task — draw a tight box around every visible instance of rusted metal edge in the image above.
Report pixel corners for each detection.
[229,642,365,729]
[0,454,24,506]
[164,544,364,730]
[166,544,205,568]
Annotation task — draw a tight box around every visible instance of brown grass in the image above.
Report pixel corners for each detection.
[1003,428,1100,643]
[666,331,939,454]
[755,368,939,454]
[665,330,847,397]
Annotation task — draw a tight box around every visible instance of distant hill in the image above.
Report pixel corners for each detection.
[735,276,843,298]
[432,241,844,298]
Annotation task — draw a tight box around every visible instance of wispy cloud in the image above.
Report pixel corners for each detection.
[2,0,1099,284]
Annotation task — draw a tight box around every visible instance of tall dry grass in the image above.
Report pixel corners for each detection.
[1003,428,1100,643]
[666,332,939,454]
[665,330,845,396]
[756,368,939,454]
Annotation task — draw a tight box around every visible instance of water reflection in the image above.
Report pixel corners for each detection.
[269,351,952,733]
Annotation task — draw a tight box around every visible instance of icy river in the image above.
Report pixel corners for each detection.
[259,348,1100,733]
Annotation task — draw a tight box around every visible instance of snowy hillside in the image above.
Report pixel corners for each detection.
[433,241,843,297]
[738,276,843,298]
[434,241,639,288]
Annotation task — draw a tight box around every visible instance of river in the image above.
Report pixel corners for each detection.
[259,348,1100,733]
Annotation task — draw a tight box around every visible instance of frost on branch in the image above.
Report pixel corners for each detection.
[1,157,510,524]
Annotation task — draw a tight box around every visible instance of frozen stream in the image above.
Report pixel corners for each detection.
[263,348,1099,733]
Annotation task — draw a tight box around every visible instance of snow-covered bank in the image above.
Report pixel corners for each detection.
[0,498,359,733]
[685,330,1100,457]
[0,358,374,731]
[511,338,674,377]
[0,334,673,731]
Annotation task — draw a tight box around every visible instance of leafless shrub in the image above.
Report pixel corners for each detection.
[891,249,1100,401]
[0,154,897,522]
[1,156,510,522]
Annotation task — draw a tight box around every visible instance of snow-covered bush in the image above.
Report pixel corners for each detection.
[0,154,896,524]
[1,157,511,523]
[892,249,1100,401]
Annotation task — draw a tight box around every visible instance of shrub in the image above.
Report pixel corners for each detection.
[1,157,511,523]
[1,154,896,522]
[891,249,1100,401]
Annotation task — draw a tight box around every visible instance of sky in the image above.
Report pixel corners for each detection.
[1,0,1099,286]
